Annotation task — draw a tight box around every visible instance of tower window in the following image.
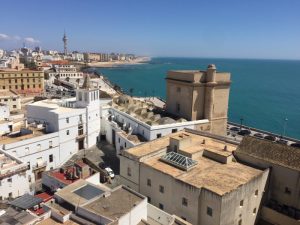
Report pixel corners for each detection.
[159,185,164,193]
[176,103,180,112]
[182,197,188,206]
[207,207,213,217]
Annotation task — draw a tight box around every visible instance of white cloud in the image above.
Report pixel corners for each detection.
[0,33,10,41]
[24,37,40,44]
[13,35,21,41]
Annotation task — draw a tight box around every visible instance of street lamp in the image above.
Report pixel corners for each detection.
[281,117,288,139]
[240,117,244,131]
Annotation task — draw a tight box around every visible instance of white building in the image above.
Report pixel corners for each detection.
[43,179,190,225]
[71,52,84,61]
[119,129,269,225]
[0,124,60,194]
[101,95,210,155]
[0,90,21,112]
[0,103,9,120]
[45,64,83,83]
[0,148,30,199]
[27,75,101,155]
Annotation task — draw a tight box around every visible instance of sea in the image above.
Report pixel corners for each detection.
[93,57,300,140]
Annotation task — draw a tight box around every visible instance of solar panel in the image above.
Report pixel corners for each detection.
[160,151,197,171]
[73,184,104,200]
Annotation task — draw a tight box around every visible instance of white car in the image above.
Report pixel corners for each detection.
[105,167,115,179]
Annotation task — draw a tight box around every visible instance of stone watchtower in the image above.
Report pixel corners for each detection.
[165,64,231,136]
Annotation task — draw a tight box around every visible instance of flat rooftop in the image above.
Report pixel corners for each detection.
[0,126,46,145]
[125,130,263,196]
[82,187,144,220]
[55,180,105,207]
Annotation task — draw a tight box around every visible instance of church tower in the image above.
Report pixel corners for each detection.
[76,74,101,148]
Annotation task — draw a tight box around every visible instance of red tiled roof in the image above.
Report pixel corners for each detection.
[35,192,53,202]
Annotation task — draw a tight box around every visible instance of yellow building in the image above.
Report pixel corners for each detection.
[0,69,44,94]
[166,64,231,136]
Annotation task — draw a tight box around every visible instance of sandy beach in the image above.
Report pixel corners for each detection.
[87,57,150,68]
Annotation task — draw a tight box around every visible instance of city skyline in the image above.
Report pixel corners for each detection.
[0,0,300,60]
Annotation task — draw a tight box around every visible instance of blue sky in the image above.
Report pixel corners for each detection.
[0,0,299,59]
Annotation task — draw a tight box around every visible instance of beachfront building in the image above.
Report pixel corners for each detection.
[119,129,269,225]
[166,64,231,136]
[101,64,231,154]
[71,52,84,61]
[0,69,44,94]
[235,136,300,225]
[0,90,21,112]
[0,149,29,199]
[84,52,100,62]
[45,63,83,84]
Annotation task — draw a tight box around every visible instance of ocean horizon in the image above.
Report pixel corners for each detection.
[93,57,300,140]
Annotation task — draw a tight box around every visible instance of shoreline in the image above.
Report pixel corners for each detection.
[87,57,151,68]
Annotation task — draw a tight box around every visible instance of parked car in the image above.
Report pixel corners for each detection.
[105,167,115,179]
[290,142,300,148]
[253,133,264,138]
[238,129,251,136]
[264,135,276,141]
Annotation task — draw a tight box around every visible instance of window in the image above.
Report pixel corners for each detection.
[118,138,120,143]
[125,142,127,148]
[176,103,180,112]
[66,117,69,123]
[238,219,242,225]
[159,185,164,193]
[172,128,178,133]
[253,208,257,214]
[33,84,35,88]
[37,144,41,151]
[156,133,162,139]
[9,79,11,83]
[147,196,151,203]
[147,179,151,187]
[240,200,244,207]
[285,187,291,195]
[27,162,30,169]
[127,167,131,176]
[159,203,164,210]
[13,105,16,108]
[182,197,188,206]
[177,87,181,92]
[15,85,18,89]
[49,141,53,148]
[7,178,12,183]
[66,130,70,135]
[255,189,259,196]
[207,207,213,217]
[49,154,53,163]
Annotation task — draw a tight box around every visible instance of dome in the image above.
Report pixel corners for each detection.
[117,95,133,105]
